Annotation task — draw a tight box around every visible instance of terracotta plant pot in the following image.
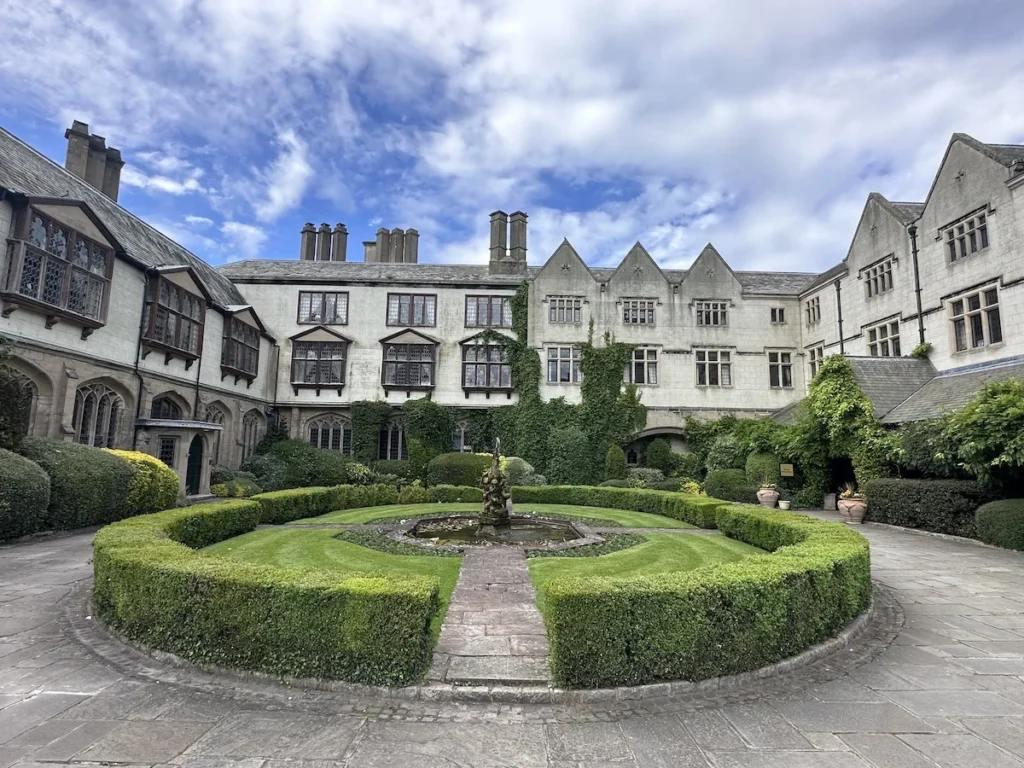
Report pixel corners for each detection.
[756,488,780,508]
[838,498,867,524]
[778,500,791,510]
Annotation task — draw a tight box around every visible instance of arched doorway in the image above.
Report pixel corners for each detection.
[186,435,204,495]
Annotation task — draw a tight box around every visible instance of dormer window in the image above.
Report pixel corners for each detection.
[142,275,206,364]
[222,316,261,382]
[2,205,115,335]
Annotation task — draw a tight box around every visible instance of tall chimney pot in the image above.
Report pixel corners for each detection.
[376,228,392,263]
[331,224,348,262]
[317,223,332,261]
[489,211,509,274]
[363,241,377,262]
[101,148,124,201]
[390,228,405,263]
[509,211,528,274]
[64,121,90,181]
[404,229,419,264]
[300,223,317,261]
[85,134,108,190]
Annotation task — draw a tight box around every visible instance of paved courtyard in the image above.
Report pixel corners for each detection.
[2,513,1024,767]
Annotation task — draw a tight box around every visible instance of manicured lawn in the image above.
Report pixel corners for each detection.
[295,502,696,529]
[528,534,764,612]
[201,529,461,641]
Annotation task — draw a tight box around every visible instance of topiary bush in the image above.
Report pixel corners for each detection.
[976,500,1024,552]
[92,499,439,686]
[106,450,180,515]
[253,484,400,525]
[863,478,997,538]
[424,452,491,487]
[745,452,780,486]
[599,479,631,488]
[502,456,536,486]
[0,448,50,540]
[0,369,32,452]
[242,439,358,491]
[546,426,597,485]
[704,469,758,504]
[643,438,675,475]
[605,445,627,481]
[19,437,134,531]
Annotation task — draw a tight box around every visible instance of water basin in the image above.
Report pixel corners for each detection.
[411,516,584,546]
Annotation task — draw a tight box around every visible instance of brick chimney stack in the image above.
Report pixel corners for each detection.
[316,223,332,261]
[300,223,317,260]
[331,224,348,261]
[489,211,509,274]
[509,211,528,273]
[404,229,419,263]
[64,120,124,201]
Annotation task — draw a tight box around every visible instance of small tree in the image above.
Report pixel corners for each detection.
[644,438,675,475]
[604,445,627,481]
[943,380,1024,491]
[547,427,595,485]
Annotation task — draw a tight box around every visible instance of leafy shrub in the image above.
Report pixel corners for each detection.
[705,433,746,472]
[648,478,702,495]
[0,368,32,452]
[897,420,963,479]
[512,485,871,687]
[373,459,416,480]
[502,457,536,486]
[626,467,664,487]
[92,499,439,686]
[599,479,631,488]
[242,439,358,491]
[976,500,1024,552]
[0,448,50,540]
[605,446,627,481]
[429,485,483,503]
[745,452,780,486]
[672,452,704,480]
[704,469,758,504]
[398,481,432,504]
[546,427,597,485]
[252,484,400,524]
[19,437,134,531]
[424,452,491,487]
[643,438,675,475]
[210,466,234,485]
[942,380,1024,491]
[105,450,179,514]
[863,478,997,538]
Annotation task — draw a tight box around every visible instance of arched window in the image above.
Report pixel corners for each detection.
[241,410,264,462]
[378,421,407,460]
[452,422,469,452]
[73,383,124,448]
[0,364,38,435]
[308,414,352,454]
[204,404,227,465]
[151,396,182,420]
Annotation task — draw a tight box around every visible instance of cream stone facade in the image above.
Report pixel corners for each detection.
[3,123,1023,486]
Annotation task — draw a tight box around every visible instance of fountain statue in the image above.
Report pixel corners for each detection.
[479,439,511,531]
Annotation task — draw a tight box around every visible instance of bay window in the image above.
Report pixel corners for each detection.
[462,344,512,390]
[382,343,436,389]
[143,277,205,361]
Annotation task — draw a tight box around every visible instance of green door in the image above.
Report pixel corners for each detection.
[186,435,203,495]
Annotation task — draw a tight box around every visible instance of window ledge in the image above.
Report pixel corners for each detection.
[221,365,257,387]
[141,338,199,369]
[383,384,435,393]
[462,386,515,400]
[953,341,1005,357]
[0,292,104,338]
[291,381,345,396]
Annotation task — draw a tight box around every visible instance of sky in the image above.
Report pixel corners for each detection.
[2,0,1024,274]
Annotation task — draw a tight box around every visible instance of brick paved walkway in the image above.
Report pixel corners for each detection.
[2,513,1024,766]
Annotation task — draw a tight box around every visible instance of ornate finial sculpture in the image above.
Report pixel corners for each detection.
[480,439,511,529]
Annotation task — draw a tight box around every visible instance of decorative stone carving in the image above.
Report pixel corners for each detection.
[480,440,511,529]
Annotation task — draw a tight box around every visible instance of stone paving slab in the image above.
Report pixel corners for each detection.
[3,512,1024,765]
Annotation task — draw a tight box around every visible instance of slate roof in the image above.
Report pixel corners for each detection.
[800,262,848,295]
[977,140,1024,167]
[0,127,247,308]
[881,357,1024,424]
[888,201,925,224]
[770,398,807,426]
[846,357,937,420]
[220,260,817,295]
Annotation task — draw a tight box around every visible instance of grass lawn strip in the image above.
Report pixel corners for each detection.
[201,528,460,642]
[528,534,764,612]
[335,529,460,557]
[294,502,696,529]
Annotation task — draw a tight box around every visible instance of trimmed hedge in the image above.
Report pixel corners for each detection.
[106,450,180,515]
[863,478,997,538]
[424,453,490,487]
[0,448,50,540]
[93,499,439,685]
[20,437,135,531]
[373,460,416,480]
[514,485,871,688]
[253,484,400,524]
[975,500,1024,552]
[704,469,759,504]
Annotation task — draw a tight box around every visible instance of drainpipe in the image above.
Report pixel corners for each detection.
[835,279,845,355]
[192,330,204,417]
[909,225,925,346]
[132,272,150,449]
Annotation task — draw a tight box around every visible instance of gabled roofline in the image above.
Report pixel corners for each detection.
[21,195,126,251]
[680,243,740,288]
[223,304,268,335]
[458,330,515,345]
[919,132,1019,216]
[154,264,214,303]
[535,239,597,282]
[379,328,442,345]
[608,241,669,284]
[289,325,353,343]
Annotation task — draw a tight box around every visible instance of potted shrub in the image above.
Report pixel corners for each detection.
[838,482,867,524]
[778,497,791,511]
[756,475,780,508]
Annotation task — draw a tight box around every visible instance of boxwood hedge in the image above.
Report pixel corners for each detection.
[512,485,871,688]
[975,499,1024,552]
[863,478,997,538]
[106,450,180,515]
[93,493,441,686]
[0,448,50,540]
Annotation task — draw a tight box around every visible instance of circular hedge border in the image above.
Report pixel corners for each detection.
[92,484,870,689]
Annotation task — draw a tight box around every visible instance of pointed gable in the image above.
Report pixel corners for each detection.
[681,244,742,298]
[290,325,352,344]
[156,265,212,302]
[607,242,669,295]
[919,133,1014,224]
[842,193,917,273]
[534,239,595,284]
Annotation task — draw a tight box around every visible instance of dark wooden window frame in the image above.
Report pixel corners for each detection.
[141,276,206,368]
[297,290,349,325]
[221,315,260,385]
[290,340,348,395]
[381,342,437,392]
[461,343,513,398]
[1,204,115,339]
[464,295,513,328]
[386,293,437,327]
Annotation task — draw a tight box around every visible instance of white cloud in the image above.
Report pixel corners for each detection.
[250,130,314,222]
[221,221,268,258]
[184,215,214,227]
[121,165,206,196]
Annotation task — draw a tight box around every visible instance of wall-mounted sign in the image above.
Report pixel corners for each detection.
[780,464,795,477]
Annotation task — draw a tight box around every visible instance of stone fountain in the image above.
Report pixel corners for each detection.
[479,441,511,534]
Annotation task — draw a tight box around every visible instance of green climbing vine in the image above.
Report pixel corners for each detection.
[350,400,393,465]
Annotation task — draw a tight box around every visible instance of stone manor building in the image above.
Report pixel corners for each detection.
[2,122,1023,492]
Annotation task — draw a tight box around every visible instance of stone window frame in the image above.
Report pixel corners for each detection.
[386,293,437,327]
[297,290,348,325]
[157,436,177,466]
[768,351,794,389]
[944,208,990,264]
[805,296,821,326]
[770,307,786,324]
[2,204,115,335]
[461,343,513,392]
[378,421,408,461]
[622,298,657,326]
[548,295,584,324]
[465,295,513,329]
[950,286,1002,353]
[240,410,264,463]
[695,300,728,327]
[72,383,124,448]
[695,349,732,388]
[204,404,227,466]
[150,395,183,420]
[308,413,353,454]
[142,275,206,365]
[808,345,825,379]
[862,258,894,299]
[625,347,659,386]
[867,320,901,357]
[546,346,582,385]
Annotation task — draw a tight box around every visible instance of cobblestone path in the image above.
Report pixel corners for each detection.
[2,514,1024,766]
